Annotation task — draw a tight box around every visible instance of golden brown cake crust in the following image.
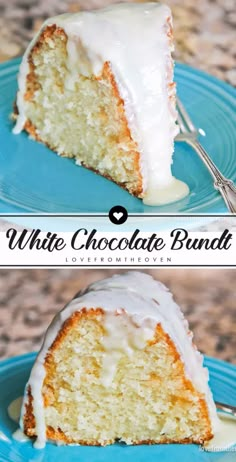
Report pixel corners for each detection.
[13,25,143,198]
[23,309,213,446]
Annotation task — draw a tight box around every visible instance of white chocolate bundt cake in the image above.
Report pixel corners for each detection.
[13,2,189,206]
[19,272,218,448]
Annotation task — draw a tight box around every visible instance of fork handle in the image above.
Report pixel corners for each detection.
[187,139,236,213]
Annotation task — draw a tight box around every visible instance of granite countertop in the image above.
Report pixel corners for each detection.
[0,268,235,363]
[0,0,235,86]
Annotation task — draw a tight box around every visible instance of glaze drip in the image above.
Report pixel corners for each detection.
[13,2,189,205]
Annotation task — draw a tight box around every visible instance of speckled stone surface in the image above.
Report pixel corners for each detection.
[0,269,235,363]
[0,0,235,86]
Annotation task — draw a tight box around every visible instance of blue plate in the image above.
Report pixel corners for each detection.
[0,58,235,214]
[0,352,235,461]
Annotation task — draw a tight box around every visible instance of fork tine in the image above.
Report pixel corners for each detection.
[176,103,187,133]
[176,97,196,132]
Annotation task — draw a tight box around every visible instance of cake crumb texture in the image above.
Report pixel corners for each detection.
[23,308,213,446]
[19,25,143,197]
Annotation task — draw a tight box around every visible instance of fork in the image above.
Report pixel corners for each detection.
[215,401,236,418]
[175,97,236,213]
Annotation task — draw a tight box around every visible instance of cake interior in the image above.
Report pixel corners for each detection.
[24,308,212,446]
[21,25,142,197]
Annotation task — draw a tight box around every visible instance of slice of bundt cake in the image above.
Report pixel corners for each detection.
[19,272,218,448]
[12,2,189,206]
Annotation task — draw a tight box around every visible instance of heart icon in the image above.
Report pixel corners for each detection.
[109,206,128,225]
[113,212,123,221]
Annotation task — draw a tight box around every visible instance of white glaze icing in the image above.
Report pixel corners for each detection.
[13,2,189,205]
[203,415,236,452]
[143,178,189,206]
[8,397,31,443]
[19,272,219,448]
[13,428,30,443]
[101,312,155,387]
[8,396,23,423]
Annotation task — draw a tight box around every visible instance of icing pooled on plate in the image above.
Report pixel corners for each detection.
[8,396,23,423]
[203,414,236,452]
